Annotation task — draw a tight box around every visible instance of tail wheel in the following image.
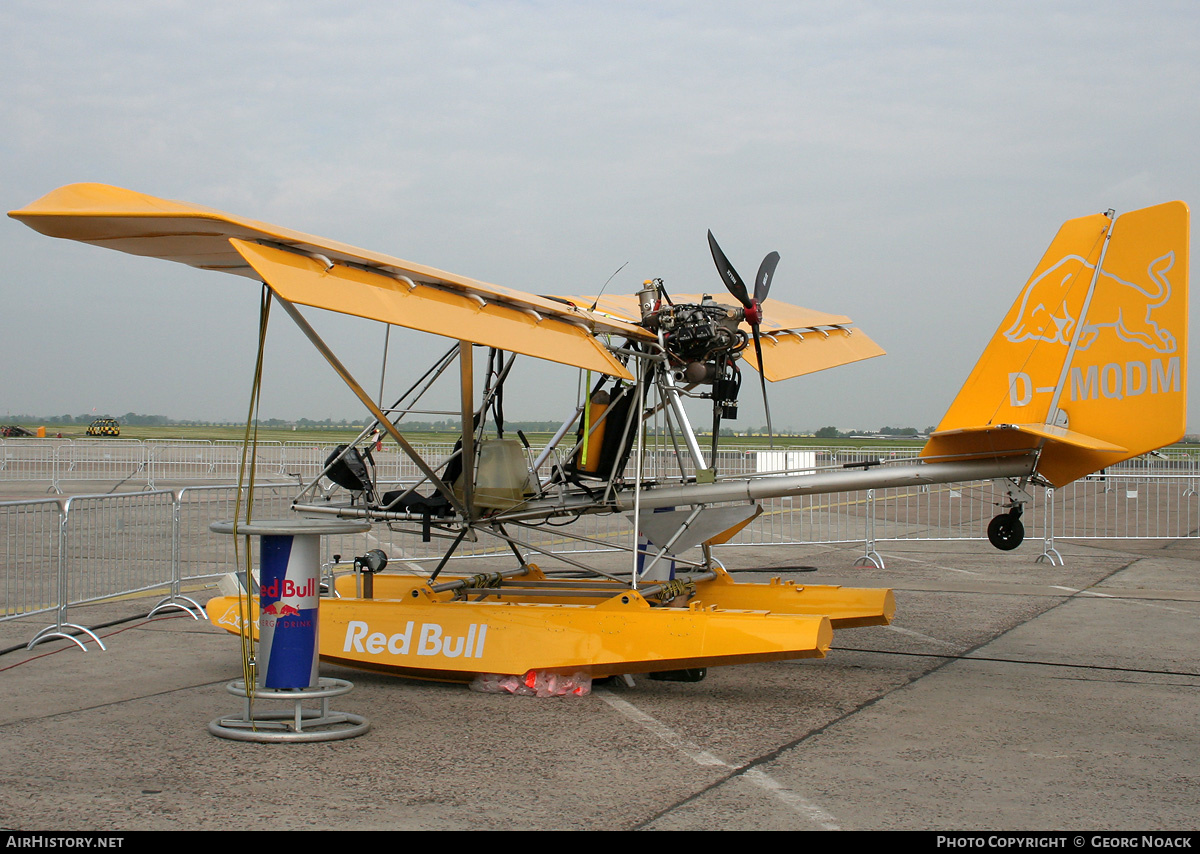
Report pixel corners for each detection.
[987,513,1025,550]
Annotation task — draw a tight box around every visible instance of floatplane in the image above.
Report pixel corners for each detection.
[10,186,1189,687]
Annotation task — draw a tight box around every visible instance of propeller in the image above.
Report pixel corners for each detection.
[707,231,780,447]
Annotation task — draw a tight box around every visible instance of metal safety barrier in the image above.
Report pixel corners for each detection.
[2,436,923,491]
[3,445,1199,650]
[144,440,288,487]
[2,485,306,650]
[58,439,147,493]
[0,497,62,620]
[718,471,1200,568]
[0,438,71,486]
[175,485,296,583]
[0,437,301,492]
[2,491,177,650]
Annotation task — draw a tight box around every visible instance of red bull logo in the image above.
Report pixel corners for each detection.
[1003,251,1178,354]
[343,620,489,659]
[262,601,302,617]
[260,577,317,599]
[214,604,248,631]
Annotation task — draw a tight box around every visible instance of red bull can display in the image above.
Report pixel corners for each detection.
[258,532,321,689]
[209,519,371,690]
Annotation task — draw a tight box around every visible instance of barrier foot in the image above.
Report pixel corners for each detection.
[1037,487,1064,566]
[27,623,107,652]
[148,595,207,620]
[209,678,370,743]
[1036,544,1064,566]
[853,549,885,569]
[853,489,885,568]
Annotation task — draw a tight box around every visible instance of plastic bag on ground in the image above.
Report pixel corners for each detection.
[470,670,591,697]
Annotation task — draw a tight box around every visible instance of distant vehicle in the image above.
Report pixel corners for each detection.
[0,426,33,438]
[86,418,120,437]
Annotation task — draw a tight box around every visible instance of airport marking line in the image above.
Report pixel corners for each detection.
[884,624,961,650]
[1051,585,1115,597]
[1052,585,1199,616]
[597,690,840,830]
[882,551,982,576]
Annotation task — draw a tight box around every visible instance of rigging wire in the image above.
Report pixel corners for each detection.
[588,261,628,313]
[232,284,272,713]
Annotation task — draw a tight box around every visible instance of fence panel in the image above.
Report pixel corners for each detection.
[0,438,70,486]
[60,491,176,607]
[730,492,870,546]
[175,484,296,583]
[211,440,286,481]
[146,439,214,485]
[60,439,147,489]
[0,498,62,620]
[1054,475,1200,540]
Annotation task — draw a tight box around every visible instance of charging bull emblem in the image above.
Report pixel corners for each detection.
[1003,250,1177,353]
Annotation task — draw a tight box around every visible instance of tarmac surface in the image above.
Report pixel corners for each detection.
[1,535,1197,831]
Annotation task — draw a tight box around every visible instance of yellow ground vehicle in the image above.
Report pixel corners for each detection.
[85,418,120,437]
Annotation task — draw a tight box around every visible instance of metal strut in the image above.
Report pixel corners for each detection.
[271,292,466,517]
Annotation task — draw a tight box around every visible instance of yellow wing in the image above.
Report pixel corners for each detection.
[10,183,651,379]
[556,293,885,381]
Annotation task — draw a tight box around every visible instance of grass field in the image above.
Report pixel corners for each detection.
[9,421,935,449]
[12,421,1198,451]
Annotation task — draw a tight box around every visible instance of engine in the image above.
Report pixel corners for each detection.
[639,289,747,419]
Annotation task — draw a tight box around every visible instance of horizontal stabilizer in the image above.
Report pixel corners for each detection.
[924,423,1127,459]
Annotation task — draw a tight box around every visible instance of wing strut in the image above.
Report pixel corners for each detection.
[459,342,475,518]
[271,292,466,516]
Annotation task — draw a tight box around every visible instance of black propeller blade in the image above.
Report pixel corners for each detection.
[707,230,752,309]
[706,231,780,448]
[748,329,773,448]
[754,251,780,305]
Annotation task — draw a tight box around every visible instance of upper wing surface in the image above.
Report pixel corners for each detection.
[10,184,651,376]
[232,240,634,378]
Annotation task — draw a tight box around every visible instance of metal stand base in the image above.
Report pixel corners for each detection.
[853,488,886,569]
[209,677,370,743]
[28,623,106,652]
[1036,486,1064,566]
[1035,546,1064,566]
[853,549,885,569]
[148,594,206,620]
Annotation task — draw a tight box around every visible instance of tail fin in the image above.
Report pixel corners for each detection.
[923,201,1189,487]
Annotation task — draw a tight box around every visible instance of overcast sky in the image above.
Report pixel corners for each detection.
[3,1,1199,432]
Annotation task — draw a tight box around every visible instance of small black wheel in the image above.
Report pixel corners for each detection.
[987,513,1025,550]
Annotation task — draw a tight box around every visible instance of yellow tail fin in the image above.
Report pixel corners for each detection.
[923,201,1189,487]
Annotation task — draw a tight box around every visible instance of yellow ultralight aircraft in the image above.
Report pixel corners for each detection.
[10,186,1189,685]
